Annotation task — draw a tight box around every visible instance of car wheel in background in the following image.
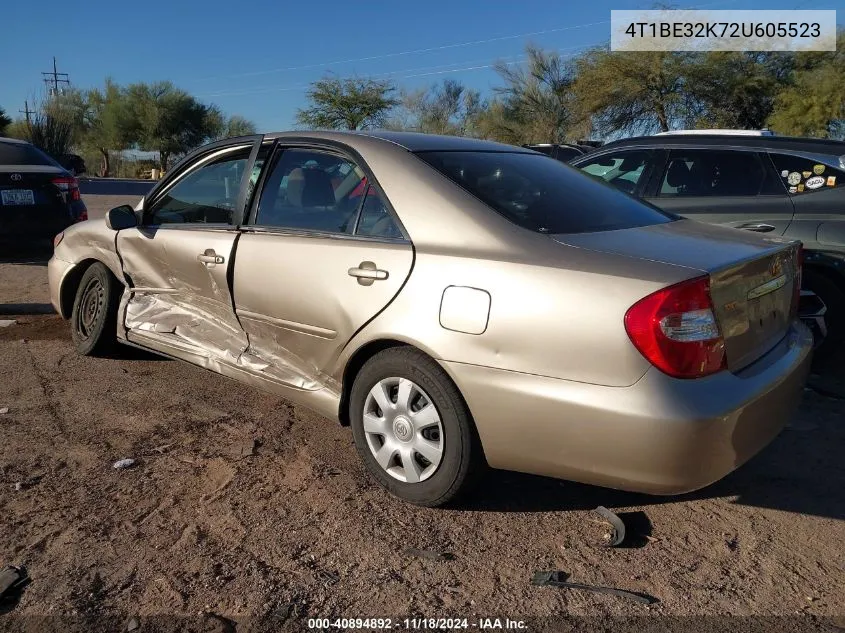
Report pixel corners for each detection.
[349,347,484,507]
[804,269,845,368]
[70,262,120,356]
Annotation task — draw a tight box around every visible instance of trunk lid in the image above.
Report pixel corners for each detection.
[0,166,74,236]
[554,219,801,372]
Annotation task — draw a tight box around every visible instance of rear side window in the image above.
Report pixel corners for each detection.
[658,150,766,197]
[769,153,844,194]
[0,141,60,166]
[416,151,672,234]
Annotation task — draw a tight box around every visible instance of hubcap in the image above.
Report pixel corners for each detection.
[363,377,444,483]
[75,278,104,341]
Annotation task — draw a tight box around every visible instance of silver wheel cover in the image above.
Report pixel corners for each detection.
[363,377,444,483]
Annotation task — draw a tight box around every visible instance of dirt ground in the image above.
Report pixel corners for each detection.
[0,193,844,632]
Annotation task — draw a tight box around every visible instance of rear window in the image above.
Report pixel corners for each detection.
[416,150,673,234]
[0,141,60,166]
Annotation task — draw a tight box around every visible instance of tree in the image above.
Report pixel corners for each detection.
[296,76,399,130]
[224,115,257,138]
[768,31,845,138]
[128,81,220,170]
[209,113,258,140]
[396,79,486,136]
[0,107,11,136]
[488,46,586,144]
[573,49,691,135]
[83,80,138,177]
[684,52,791,130]
[24,110,74,159]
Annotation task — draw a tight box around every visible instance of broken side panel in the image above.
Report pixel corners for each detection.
[116,227,249,361]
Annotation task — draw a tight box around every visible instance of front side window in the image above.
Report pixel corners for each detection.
[659,150,765,197]
[416,151,672,234]
[577,150,651,194]
[769,153,845,194]
[254,149,367,234]
[146,147,250,225]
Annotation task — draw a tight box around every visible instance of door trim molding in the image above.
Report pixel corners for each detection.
[236,308,337,340]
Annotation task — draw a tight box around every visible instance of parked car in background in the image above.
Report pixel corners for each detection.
[570,133,845,363]
[0,137,88,246]
[524,143,591,162]
[49,131,810,506]
[58,153,87,176]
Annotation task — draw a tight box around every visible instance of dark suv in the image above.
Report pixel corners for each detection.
[570,134,845,362]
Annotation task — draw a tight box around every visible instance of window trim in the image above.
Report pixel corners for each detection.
[244,140,410,243]
[141,143,256,228]
[653,147,775,199]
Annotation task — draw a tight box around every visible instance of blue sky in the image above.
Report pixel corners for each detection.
[1,0,842,131]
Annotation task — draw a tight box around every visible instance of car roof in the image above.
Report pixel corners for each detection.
[598,134,845,157]
[263,130,533,153]
[0,136,30,145]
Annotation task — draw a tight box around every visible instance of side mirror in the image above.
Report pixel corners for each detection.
[105,205,138,231]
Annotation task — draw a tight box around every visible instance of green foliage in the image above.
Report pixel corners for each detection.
[768,31,844,138]
[124,81,224,170]
[0,107,11,135]
[23,110,75,159]
[491,47,585,143]
[573,49,691,135]
[296,76,399,130]
[394,79,486,137]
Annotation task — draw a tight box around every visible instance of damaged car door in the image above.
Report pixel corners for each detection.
[231,145,413,390]
[117,142,256,365]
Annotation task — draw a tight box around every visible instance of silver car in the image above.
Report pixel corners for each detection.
[49,131,812,506]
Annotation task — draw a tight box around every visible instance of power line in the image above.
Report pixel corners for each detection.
[194,20,610,83]
[42,56,70,96]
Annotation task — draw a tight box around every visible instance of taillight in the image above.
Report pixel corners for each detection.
[52,176,81,201]
[791,245,803,318]
[77,210,88,222]
[624,275,726,379]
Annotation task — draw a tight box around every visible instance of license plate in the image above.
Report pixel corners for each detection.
[1,189,35,205]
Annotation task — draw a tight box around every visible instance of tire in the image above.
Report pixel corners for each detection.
[349,347,484,507]
[70,262,120,356]
[804,268,845,368]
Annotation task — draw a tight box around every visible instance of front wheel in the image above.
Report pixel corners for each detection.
[70,262,120,356]
[349,347,484,507]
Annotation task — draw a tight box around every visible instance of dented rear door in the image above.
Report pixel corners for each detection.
[117,142,257,362]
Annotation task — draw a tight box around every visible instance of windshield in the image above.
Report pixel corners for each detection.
[416,150,673,234]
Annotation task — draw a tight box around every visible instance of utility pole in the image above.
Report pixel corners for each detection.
[41,57,70,97]
[19,100,35,124]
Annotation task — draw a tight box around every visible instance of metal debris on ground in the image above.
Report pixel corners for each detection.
[531,570,657,605]
[0,407,9,415]
[594,506,626,547]
[113,458,137,470]
[125,616,140,632]
[402,548,456,561]
[0,565,30,603]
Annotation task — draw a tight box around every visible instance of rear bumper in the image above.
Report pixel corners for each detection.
[445,321,813,495]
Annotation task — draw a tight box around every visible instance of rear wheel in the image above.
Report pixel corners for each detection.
[70,262,120,356]
[349,347,483,507]
[804,268,845,368]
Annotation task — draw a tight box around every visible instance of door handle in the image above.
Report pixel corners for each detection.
[737,223,775,233]
[197,250,225,264]
[348,261,388,286]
